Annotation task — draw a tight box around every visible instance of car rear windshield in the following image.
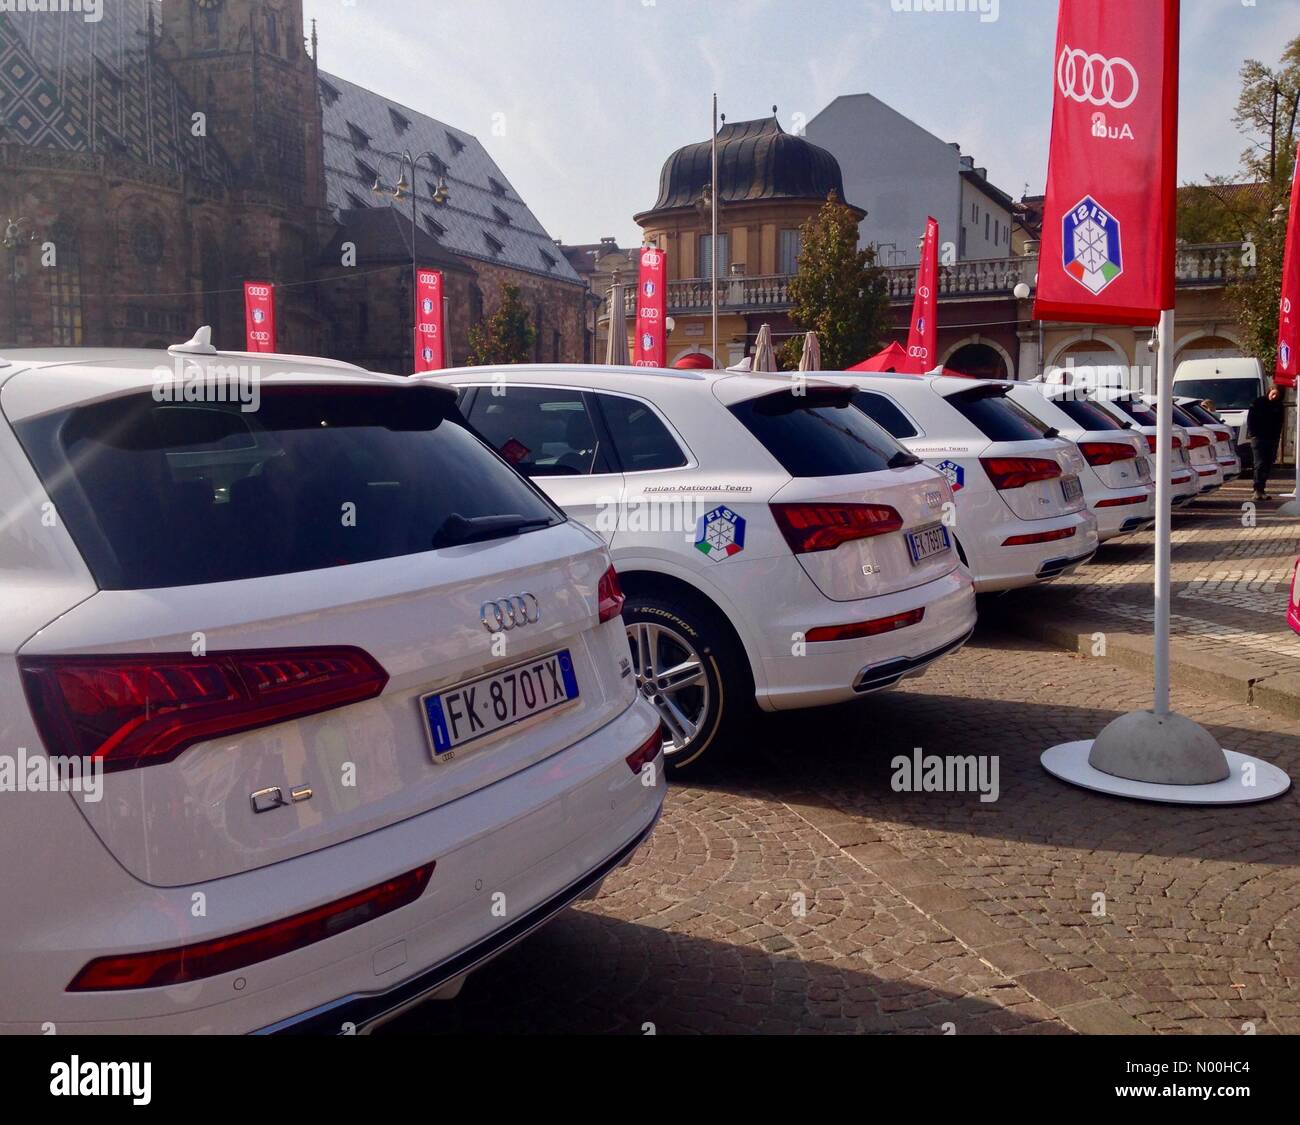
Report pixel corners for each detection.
[728,388,910,477]
[1173,378,1259,411]
[1046,396,1125,431]
[944,386,1052,442]
[1179,402,1220,426]
[15,387,562,590]
[1103,396,1158,426]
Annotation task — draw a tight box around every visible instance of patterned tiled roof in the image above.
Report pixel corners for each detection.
[0,0,232,183]
[319,71,581,285]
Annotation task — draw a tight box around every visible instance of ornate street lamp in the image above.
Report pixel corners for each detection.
[3,217,38,347]
[372,151,452,367]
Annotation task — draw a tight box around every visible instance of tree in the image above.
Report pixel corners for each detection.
[1181,37,1299,371]
[777,192,890,371]
[466,283,536,365]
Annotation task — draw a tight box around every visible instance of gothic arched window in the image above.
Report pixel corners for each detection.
[47,221,83,346]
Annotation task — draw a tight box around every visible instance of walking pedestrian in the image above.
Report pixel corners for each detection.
[1246,386,1285,501]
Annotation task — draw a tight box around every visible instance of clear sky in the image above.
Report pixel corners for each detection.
[302,0,1300,247]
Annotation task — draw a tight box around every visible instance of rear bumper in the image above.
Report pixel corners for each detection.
[758,565,977,711]
[967,511,1098,593]
[1035,548,1097,581]
[258,813,659,1034]
[0,699,665,1034]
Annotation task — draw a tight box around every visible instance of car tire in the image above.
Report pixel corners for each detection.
[622,592,752,776]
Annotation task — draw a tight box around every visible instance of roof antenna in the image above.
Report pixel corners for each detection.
[170,326,217,356]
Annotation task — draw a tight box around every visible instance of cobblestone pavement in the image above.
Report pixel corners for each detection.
[384,621,1300,1036]
[1012,474,1300,676]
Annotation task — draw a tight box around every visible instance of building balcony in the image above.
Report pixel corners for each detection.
[599,242,1251,322]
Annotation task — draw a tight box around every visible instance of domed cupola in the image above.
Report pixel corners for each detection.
[636,114,859,219]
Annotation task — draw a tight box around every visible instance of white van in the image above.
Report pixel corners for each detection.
[1172,357,1265,449]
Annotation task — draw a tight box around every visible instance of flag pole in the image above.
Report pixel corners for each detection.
[1153,309,1174,717]
[711,92,719,370]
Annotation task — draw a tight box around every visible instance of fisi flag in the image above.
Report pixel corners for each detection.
[904,217,939,373]
[634,245,668,368]
[414,269,445,373]
[1276,153,1299,389]
[1033,0,1179,327]
[243,282,276,353]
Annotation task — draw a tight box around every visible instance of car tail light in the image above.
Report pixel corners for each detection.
[770,503,903,555]
[1144,434,1157,453]
[805,608,924,643]
[1196,467,1217,477]
[1002,527,1077,547]
[1214,429,1232,443]
[19,647,388,774]
[1173,435,1184,449]
[1188,433,1211,449]
[1080,442,1139,467]
[1095,494,1149,508]
[597,564,625,623]
[979,457,1062,490]
[67,863,434,992]
[625,725,662,774]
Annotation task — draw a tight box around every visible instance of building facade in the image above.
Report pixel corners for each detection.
[0,0,585,370]
[630,114,865,368]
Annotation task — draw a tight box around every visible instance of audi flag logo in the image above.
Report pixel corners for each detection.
[480,593,541,633]
[1056,46,1140,109]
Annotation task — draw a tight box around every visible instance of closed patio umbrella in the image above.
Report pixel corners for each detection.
[798,330,821,372]
[751,323,776,373]
[605,282,629,365]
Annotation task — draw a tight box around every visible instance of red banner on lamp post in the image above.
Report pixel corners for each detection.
[904,217,939,373]
[414,268,445,372]
[634,246,668,367]
[1276,156,1300,389]
[1033,0,1179,327]
[243,282,276,352]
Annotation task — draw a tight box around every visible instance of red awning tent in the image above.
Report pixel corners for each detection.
[846,342,911,372]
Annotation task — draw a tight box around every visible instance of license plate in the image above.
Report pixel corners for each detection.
[1135,457,1152,481]
[905,522,951,564]
[1061,476,1084,503]
[421,650,579,761]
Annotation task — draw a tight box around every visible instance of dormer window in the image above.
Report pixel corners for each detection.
[488,177,508,198]
[320,79,341,106]
[540,248,558,270]
[492,204,511,226]
[422,213,447,238]
[345,192,369,210]
[389,108,411,135]
[446,131,466,155]
[354,157,378,183]
[347,122,370,149]
[484,232,504,256]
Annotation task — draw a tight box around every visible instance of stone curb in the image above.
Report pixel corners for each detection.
[991,599,1300,721]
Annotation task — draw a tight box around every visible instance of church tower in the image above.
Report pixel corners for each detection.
[159,0,326,212]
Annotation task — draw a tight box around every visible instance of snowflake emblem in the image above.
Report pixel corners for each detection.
[1062,195,1123,296]
[694,506,746,561]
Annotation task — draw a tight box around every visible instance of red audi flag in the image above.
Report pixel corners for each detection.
[413,268,445,373]
[904,217,939,373]
[1033,0,1179,327]
[1276,155,1300,388]
[243,281,276,352]
[634,245,668,368]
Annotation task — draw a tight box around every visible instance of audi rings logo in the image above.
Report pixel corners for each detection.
[1056,46,1139,110]
[481,593,541,633]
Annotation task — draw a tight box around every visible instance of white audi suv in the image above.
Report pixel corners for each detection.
[429,366,978,774]
[0,338,664,1034]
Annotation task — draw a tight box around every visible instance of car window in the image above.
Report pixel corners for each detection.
[1104,397,1158,426]
[14,388,562,591]
[1173,379,1259,411]
[595,393,688,471]
[849,390,919,439]
[467,387,607,477]
[1046,396,1125,431]
[1180,402,1220,426]
[946,386,1052,441]
[728,387,909,477]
